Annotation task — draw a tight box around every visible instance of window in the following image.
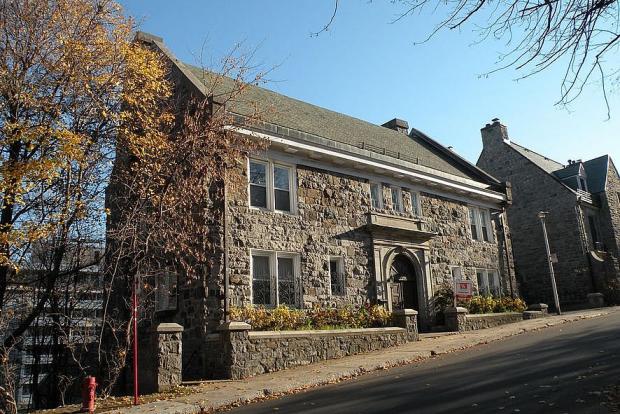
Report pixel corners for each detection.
[476,269,501,297]
[411,192,421,216]
[248,159,295,213]
[251,254,271,305]
[451,267,462,281]
[579,177,588,191]
[329,257,345,296]
[249,160,268,208]
[370,182,382,209]
[391,186,403,212]
[251,251,300,307]
[469,206,494,242]
[156,269,178,312]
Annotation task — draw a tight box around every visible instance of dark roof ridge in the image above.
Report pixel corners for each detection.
[409,127,501,186]
[509,141,565,170]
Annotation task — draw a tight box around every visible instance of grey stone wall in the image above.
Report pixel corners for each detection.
[445,307,522,331]
[217,326,408,379]
[477,122,593,306]
[139,323,184,393]
[592,162,620,302]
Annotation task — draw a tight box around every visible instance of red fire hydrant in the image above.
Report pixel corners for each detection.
[81,376,97,413]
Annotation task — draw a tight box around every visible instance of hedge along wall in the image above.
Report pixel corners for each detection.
[207,309,419,380]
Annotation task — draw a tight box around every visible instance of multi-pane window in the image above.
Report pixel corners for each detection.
[370,182,382,209]
[249,161,268,208]
[411,192,421,216]
[469,206,494,242]
[248,159,295,213]
[251,255,271,305]
[391,186,403,212]
[251,251,300,307]
[329,257,345,296]
[476,269,501,297]
[273,166,291,211]
[156,269,178,312]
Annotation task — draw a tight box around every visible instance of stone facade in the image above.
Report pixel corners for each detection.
[477,120,620,307]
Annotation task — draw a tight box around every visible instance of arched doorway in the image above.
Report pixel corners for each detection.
[389,254,419,311]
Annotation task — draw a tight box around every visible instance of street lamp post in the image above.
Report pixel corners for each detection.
[538,211,561,315]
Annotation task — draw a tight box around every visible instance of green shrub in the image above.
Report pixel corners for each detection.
[230,304,391,331]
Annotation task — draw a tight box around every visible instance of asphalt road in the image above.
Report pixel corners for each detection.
[229,311,620,414]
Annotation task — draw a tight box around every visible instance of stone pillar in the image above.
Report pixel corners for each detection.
[527,303,549,316]
[218,321,251,380]
[154,323,184,392]
[392,309,419,341]
[445,307,468,332]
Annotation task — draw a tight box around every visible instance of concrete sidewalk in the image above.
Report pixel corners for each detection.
[112,307,617,414]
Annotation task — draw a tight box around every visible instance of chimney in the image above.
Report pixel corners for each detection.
[382,118,409,134]
[480,118,509,148]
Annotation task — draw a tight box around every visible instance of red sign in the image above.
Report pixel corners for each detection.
[455,280,473,299]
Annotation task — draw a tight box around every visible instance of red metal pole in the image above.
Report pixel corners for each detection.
[132,275,139,405]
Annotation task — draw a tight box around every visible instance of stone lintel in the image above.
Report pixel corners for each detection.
[445,306,468,314]
[155,323,184,333]
[218,321,251,332]
[393,308,418,316]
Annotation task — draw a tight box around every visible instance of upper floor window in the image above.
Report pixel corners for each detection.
[370,182,382,209]
[248,159,295,213]
[329,256,345,296]
[578,176,588,192]
[391,186,403,212]
[251,251,300,307]
[469,206,493,242]
[411,191,421,216]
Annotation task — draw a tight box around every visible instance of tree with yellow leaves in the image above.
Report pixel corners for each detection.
[0,0,172,410]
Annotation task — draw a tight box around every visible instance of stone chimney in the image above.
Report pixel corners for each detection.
[480,118,510,148]
[382,118,409,134]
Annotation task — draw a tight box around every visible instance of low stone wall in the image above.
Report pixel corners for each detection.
[445,307,524,332]
[464,312,523,331]
[206,309,419,379]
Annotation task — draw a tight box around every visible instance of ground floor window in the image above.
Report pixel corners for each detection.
[329,256,345,296]
[476,269,501,297]
[251,251,300,307]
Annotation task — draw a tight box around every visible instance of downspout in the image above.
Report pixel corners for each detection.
[223,170,230,322]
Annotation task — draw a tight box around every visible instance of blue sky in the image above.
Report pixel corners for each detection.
[120,1,618,166]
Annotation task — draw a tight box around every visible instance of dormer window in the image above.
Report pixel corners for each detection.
[578,176,588,192]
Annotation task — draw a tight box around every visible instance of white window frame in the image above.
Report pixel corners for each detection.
[250,250,301,307]
[248,158,297,214]
[328,256,346,297]
[369,181,383,209]
[391,185,404,212]
[476,269,501,297]
[469,206,494,242]
[450,266,463,281]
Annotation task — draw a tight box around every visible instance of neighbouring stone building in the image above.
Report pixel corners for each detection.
[125,33,517,380]
[477,119,620,308]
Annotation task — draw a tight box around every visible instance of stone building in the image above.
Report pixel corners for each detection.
[477,119,620,308]
[128,33,517,380]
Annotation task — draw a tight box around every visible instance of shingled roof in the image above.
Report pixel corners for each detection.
[183,64,497,184]
[504,139,610,195]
